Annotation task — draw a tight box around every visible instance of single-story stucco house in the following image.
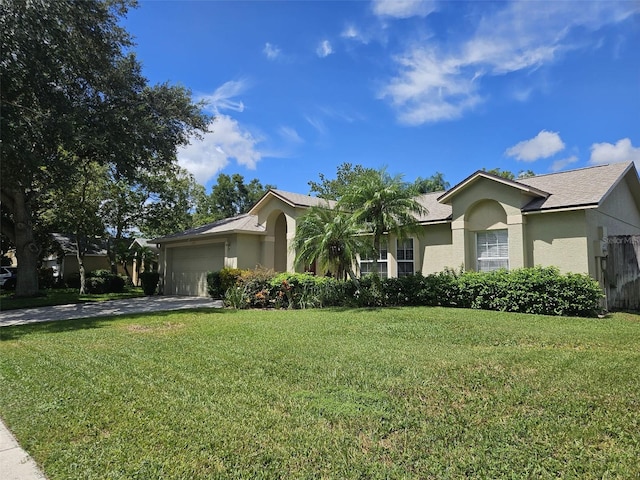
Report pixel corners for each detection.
[153,162,640,301]
[43,233,113,281]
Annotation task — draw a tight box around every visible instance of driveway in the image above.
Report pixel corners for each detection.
[0,296,224,327]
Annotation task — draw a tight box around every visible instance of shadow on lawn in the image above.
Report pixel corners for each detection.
[0,308,226,341]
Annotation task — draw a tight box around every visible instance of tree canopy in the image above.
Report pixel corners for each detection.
[0,0,211,295]
[195,174,275,226]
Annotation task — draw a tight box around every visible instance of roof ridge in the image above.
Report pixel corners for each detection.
[521,162,630,180]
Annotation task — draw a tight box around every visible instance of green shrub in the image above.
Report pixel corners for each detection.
[450,267,603,316]
[238,267,275,308]
[207,268,245,299]
[224,285,249,309]
[38,267,56,289]
[86,269,126,294]
[269,272,327,309]
[139,271,160,296]
[206,271,223,299]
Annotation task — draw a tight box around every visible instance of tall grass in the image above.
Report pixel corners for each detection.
[1,308,639,479]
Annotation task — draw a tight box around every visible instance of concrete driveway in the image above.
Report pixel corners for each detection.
[0,296,224,327]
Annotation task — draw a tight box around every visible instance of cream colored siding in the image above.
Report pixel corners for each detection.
[168,244,224,296]
[593,177,640,236]
[420,224,455,273]
[525,211,589,274]
[235,235,262,270]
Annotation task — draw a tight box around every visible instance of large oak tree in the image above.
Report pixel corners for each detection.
[1,0,210,296]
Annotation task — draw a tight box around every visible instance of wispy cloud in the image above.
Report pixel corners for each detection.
[198,79,249,113]
[379,2,639,124]
[263,42,281,60]
[590,138,640,167]
[305,115,327,135]
[278,126,304,144]
[316,40,333,58]
[372,0,436,18]
[341,24,367,43]
[550,155,579,172]
[506,131,565,162]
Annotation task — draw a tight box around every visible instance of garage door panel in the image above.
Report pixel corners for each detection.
[169,244,224,296]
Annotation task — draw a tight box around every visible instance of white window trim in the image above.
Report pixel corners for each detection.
[475,229,509,272]
[396,237,415,277]
[359,240,388,278]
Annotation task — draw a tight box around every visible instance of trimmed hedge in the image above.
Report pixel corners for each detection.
[139,271,160,296]
[84,270,126,294]
[209,266,604,317]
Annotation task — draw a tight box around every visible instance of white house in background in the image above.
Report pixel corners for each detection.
[153,162,640,299]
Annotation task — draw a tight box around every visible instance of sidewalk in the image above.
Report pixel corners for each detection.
[0,419,47,479]
[0,295,224,327]
[0,296,224,479]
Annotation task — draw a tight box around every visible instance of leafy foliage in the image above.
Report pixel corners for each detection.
[0,0,210,296]
[195,174,274,225]
[210,266,603,316]
[411,172,450,193]
[339,167,427,275]
[293,205,369,280]
[139,271,160,296]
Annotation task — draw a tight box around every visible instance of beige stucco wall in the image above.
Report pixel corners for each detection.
[419,223,455,273]
[61,255,112,278]
[447,179,532,271]
[591,175,640,236]
[524,210,589,274]
[234,234,263,270]
[254,198,304,272]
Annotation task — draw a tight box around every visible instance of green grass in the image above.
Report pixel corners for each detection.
[0,287,145,310]
[1,307,639,479]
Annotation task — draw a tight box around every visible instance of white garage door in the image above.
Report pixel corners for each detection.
[169,244,225,296]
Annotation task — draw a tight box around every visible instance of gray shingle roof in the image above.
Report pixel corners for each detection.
[152,214,265,243]
[415,191,452,223]
[518,162,632,211]
[51,233,107,255]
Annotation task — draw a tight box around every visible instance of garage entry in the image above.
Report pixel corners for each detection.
[168,243,225,296]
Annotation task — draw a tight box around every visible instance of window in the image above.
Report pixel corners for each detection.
[397,238,414,277]
[359,240,388,278]
[476,230,508,272]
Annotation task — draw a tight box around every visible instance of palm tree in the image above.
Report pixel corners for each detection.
[293,205,370,281]
[339,167,427,275]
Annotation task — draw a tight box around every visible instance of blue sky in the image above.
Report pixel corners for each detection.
[123,0,640,194]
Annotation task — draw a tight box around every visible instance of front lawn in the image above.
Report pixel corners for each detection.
[1,307,639,479]
[0,287,145,310]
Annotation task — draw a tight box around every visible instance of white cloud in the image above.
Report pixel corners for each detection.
[589,138,640,167]
[341,24,371,44]
[372,0,436,18]
[305,115,327,135]
[316,40,333,58]
[380,2,639,124]
[198,79,249,113]
[278,126,304,144]
[550,155,579,172]
[178,116,262,185]
[263,42,281,60]
[505,130,565,162]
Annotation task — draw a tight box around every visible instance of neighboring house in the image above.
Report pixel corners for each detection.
[153,162,640,300]
[129,238,159,286]
[43,233,120,281]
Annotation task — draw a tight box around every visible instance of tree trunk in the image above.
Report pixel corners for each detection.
[12,189,40,297]
[75,238,87,295]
